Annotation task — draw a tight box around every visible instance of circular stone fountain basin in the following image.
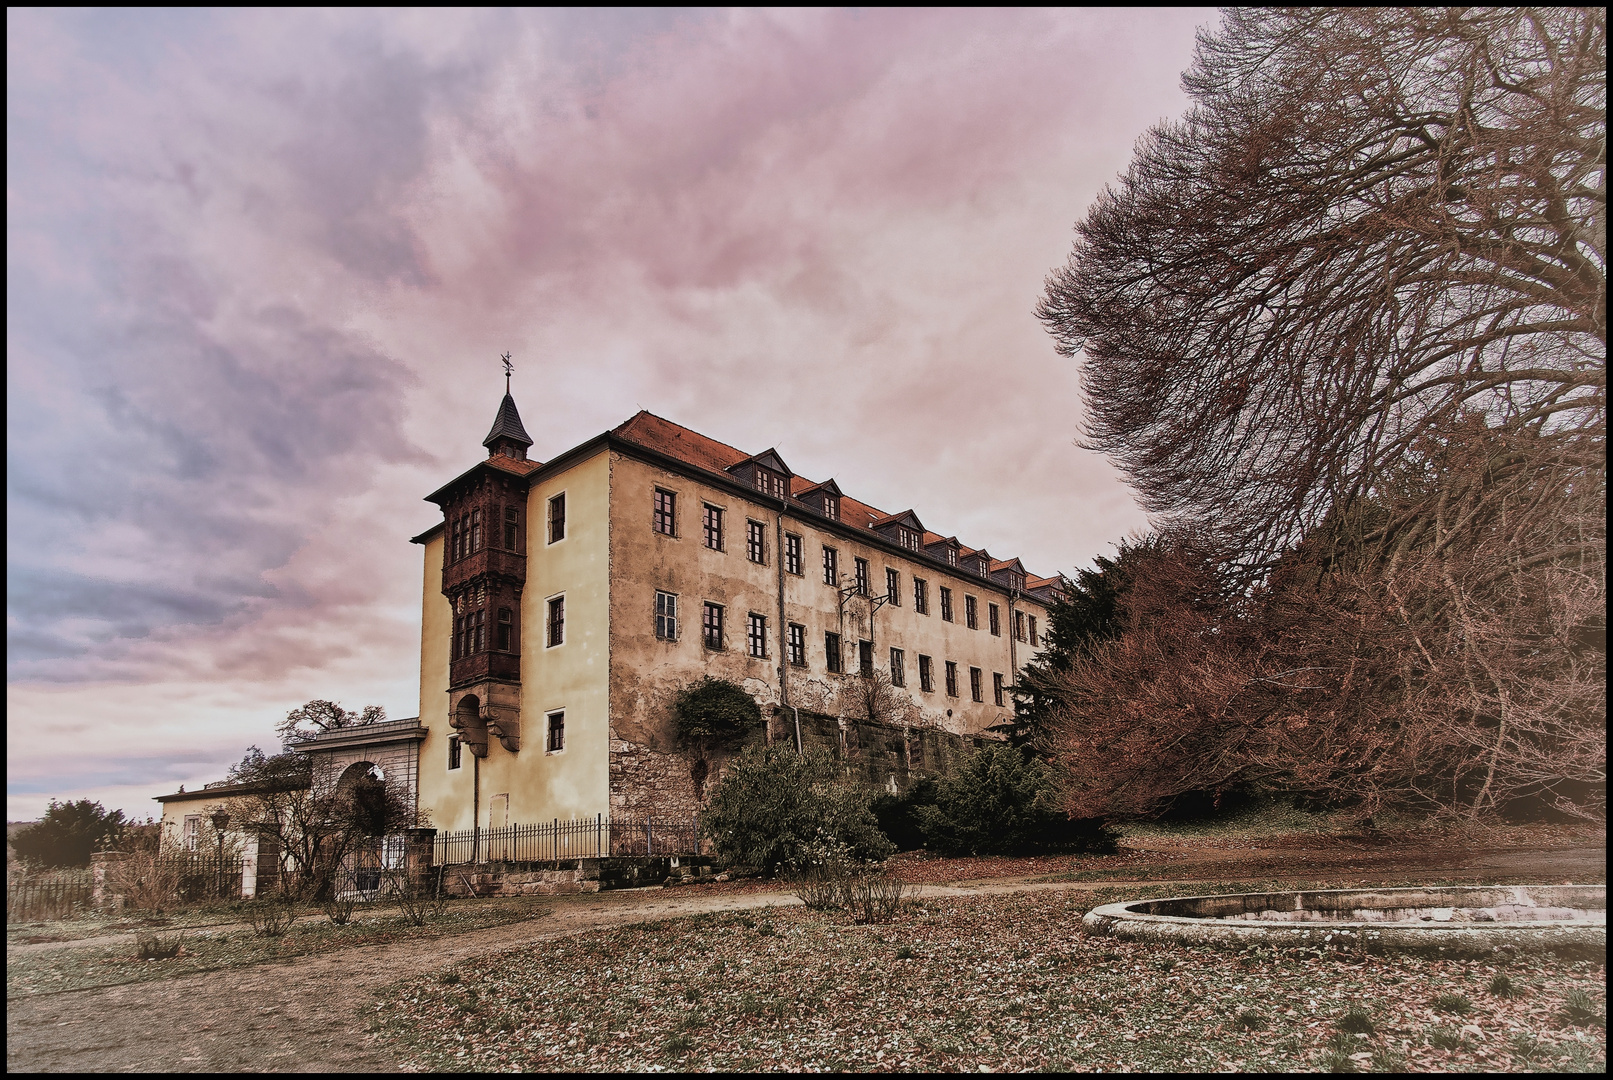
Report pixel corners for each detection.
[1083,885,1606,957]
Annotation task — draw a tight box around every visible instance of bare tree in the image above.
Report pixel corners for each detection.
[225,750,419,900]
[1038,8,1605,579]
[277,700,387,746]
[1047,427,1605,821]
[845,670,920,728]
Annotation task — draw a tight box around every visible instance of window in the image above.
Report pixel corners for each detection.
[470,509,483,552]
[703,602,724,649]
[908,735,924,769]
[823,545,838,585]
[939,586,954,622]
[993,672,1006,706]
[468,607,485,653]
[885,567,900,605]
[497,607,513,651]
[825,631,843,674]
[448,736,461,770]
[747,612,768,659]
[703,504,724,550]
[854,557,869,596]
[989,603,1000,637]
[784,533,803,576]
[889,647,905,687]
[546,711,565,753]
[1029,614,1039,646]
[970,666,984,702]
[450,518,461,562]
[897,526,920,551]
[918,654,934,692]
[655,591,678,641]
[504,506,519,549]
[546,595,565,647]
[965,595,979,630]
[548,493,566,543]
[787,622,806,666]
[746,520,766,564]
[183,814,201,852]
[914,577,929,614]
[1014,610,1026,642]
[823,494,839,520]
[858,639,874,677]
[944,661,958,697]
[653,488,677,535]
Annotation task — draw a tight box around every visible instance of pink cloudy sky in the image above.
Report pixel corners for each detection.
[6,8,1215,821]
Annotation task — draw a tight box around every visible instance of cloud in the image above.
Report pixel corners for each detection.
[7,7,1214,818]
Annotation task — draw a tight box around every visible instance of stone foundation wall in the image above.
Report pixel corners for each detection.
[608,708,990,814]
[439,856,717,896]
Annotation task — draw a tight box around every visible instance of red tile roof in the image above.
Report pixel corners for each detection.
[486,456,543,477]
[610,409,1051,587]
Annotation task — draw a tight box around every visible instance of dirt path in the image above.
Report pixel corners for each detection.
[7,842,1604,1073]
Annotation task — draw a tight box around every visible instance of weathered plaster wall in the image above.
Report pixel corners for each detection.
[604,450,1049,816]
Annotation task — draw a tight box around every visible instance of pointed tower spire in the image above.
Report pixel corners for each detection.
[483,353,532,460]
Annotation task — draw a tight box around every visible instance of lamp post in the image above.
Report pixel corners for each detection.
[210,808,231,900]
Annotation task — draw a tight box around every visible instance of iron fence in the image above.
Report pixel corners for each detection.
[159,854,245,903]
[433,815,700,866]
[7,874,93,922]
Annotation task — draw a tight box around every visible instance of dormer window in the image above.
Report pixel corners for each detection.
[898,526,919,551]
[752,469,787,499]
[946,548,957,567]
[823,495,839,520]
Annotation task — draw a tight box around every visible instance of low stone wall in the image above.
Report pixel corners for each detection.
[439,856,718,897]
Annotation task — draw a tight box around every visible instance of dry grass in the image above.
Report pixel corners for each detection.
[370,883,1607,1073]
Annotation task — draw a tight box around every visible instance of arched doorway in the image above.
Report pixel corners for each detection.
[337,762,389,894]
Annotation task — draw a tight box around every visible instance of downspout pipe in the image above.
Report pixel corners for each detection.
[775,504,788,719]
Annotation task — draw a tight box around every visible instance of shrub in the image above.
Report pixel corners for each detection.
[1427,1026,1468,1050]
[701,745,893,874]
[113,849,184,914]
[10,800,126,868]
[1234,1007,1266,1031]
[243,893,299,937]
[389,867,447,927]
[1337,1005,1375,1034]
[134,929,184,960]
[1563,987,1603,1027]
[1509,1032,1543,1064]
[1434,991,1472,1015]
[1487,972,1515,998]
[323,897,358,926]
[870,776,938,852]
[846,873,907,924]
[673,677,764,746]
[1320,1032,1360,1072]
[913,745,1120,856]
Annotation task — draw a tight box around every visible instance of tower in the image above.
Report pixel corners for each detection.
[426,384,539,756]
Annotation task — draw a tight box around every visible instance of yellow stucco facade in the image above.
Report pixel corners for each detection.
[417,448,613,834]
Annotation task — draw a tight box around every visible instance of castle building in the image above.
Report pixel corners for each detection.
[404,391,1065,833]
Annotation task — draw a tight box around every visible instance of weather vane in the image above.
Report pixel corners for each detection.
[501,352,513,393]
